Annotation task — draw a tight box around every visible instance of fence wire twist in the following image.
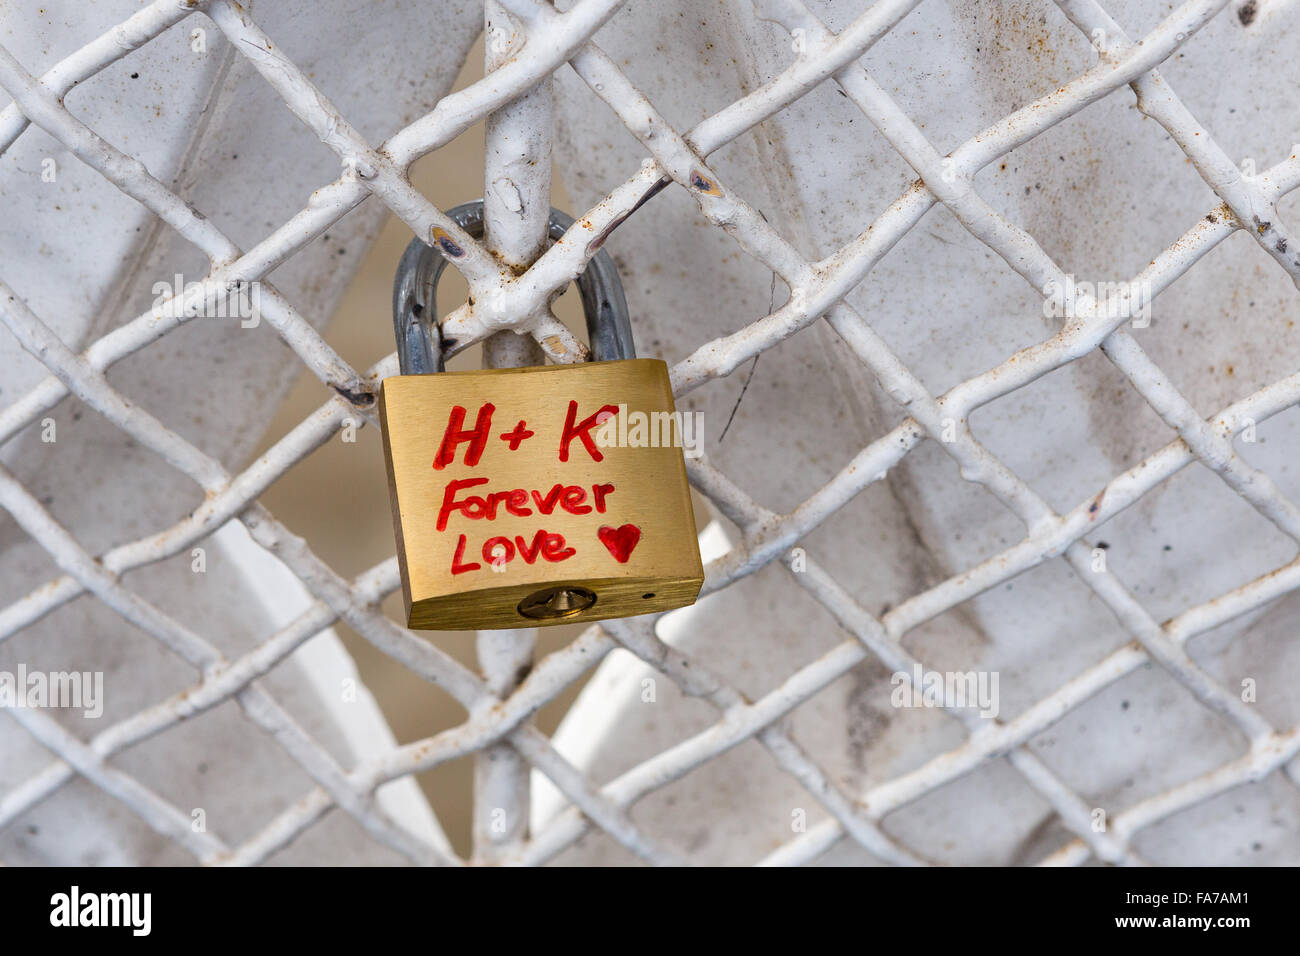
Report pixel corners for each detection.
[0,0,1298,865]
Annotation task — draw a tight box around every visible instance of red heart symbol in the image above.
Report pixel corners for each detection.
[598,524,641,563]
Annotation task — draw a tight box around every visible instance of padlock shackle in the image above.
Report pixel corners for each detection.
[392,200,636,375]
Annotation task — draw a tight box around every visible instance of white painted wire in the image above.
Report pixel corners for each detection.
[0,0,1297,865]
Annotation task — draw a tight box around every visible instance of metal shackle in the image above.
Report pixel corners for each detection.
[392,200,636,375]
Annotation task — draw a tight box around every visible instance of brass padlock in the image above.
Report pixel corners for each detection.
[379,201,704,630]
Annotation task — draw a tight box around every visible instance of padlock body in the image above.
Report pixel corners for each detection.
[379,358,704,630]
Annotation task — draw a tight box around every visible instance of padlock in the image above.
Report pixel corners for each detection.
[379,201,704,630]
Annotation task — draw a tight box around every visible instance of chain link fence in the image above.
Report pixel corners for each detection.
[0,0,1298,865]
